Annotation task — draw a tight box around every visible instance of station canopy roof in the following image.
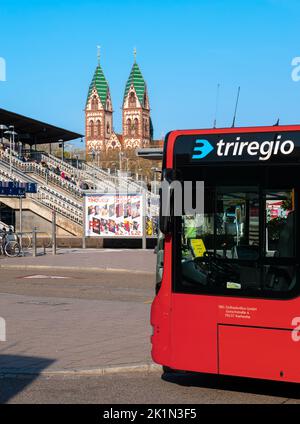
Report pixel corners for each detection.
[136,147,163,160]
[0,108,83,145]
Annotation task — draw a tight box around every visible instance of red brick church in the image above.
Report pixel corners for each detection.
[85,49,157,158]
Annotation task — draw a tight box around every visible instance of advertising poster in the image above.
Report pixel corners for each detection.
[266,200,290,221]
[85,194,143,237]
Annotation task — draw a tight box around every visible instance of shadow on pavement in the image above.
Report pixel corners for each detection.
[162,371,300,399]
[0,355,54,404]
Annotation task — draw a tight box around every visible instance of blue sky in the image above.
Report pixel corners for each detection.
[0,0,300,147]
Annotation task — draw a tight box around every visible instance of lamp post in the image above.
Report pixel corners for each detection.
[96,150,100,168]
[4,126,18,176]
[151,167,160,195]
[18,140,22,157]
[58,139,64,162]
[119,151,124,174]
[0,124,8,148]
[111,162,116,176]
[11,125,16,152]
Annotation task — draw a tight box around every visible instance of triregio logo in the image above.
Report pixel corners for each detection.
[192,135,295,161]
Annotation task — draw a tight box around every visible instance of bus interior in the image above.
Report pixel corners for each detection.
[172,164,299,298]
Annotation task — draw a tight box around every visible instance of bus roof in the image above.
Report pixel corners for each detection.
[165,124,300,168]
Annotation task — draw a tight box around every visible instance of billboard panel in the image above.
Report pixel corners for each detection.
[85,193,143,237]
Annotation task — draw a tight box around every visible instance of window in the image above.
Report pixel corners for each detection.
[266,191,295,257]
[89,120,94,138]
[107,122,110,135]
[134,118,139,136]
[144,118,149,136]
[129,92,136,108]
[126,118,132,136]
[176,186,297,298]
[96,120,101,137]
[91,96,98,111]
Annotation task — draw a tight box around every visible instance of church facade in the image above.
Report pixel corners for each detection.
[85,54,153,158]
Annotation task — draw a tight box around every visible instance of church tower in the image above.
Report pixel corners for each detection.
[122,50,152,149]
[85,47,113,158]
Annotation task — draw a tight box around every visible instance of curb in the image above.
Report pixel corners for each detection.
[0,264,154,275]
[0,363,161,378]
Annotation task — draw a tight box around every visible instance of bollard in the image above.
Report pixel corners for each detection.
[82,195,86,249]
[52,211,57,255]
[32,227,37,257]
[19,195,24,255]
[142,192,147,250]
[142,192,147,249]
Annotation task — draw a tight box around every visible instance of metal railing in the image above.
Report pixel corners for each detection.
[41,153,117,192]
[31,188,83,224]
[41,152,154,196]
[0,161,83,225]
[40,152,79,175]
[0,151,83,199]
[0,150,158,222]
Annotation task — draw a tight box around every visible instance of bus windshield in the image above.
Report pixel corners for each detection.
[174,179,297,298]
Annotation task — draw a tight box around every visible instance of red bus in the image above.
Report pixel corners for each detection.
[151,125,300,383]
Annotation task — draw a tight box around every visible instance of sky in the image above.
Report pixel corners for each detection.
[0,0,300,148]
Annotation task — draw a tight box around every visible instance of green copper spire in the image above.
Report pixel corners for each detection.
[123,58,147,107]
[86,48,109,107]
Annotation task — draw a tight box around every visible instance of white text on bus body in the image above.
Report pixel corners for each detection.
[216,135,295,161]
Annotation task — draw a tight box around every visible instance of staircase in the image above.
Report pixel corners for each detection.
[82,162,148,194]
[42,152,148,194]
[0,149,159,237]
[42,154,160,218]
[0,160,83,236]
[0,150,82,199]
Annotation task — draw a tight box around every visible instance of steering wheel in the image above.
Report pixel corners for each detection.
[194,251,239,287]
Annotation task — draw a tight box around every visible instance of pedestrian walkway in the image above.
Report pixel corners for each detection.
[0,292,153,374]
[0,248,156,274]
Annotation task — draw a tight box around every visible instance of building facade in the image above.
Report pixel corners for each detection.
[85,54,153,158]
[85,61,113,154]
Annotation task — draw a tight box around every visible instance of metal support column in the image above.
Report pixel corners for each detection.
[142,191,147,250]
[82,195,86,249]
[52,210,57,255]
[32,227,37,257]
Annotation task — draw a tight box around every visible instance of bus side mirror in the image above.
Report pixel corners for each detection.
[159,168,177,235]
[159,187,173,235]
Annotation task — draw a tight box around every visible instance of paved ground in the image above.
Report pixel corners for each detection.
[2,372,300,404]
[0,268,154,302]
[1,249,300,404]
[0,248,156,274]
[0,268,154,373]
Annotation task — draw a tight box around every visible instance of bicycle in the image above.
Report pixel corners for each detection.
[20,232,32,250]
[0,233,21,258]
[18,232,52,250]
